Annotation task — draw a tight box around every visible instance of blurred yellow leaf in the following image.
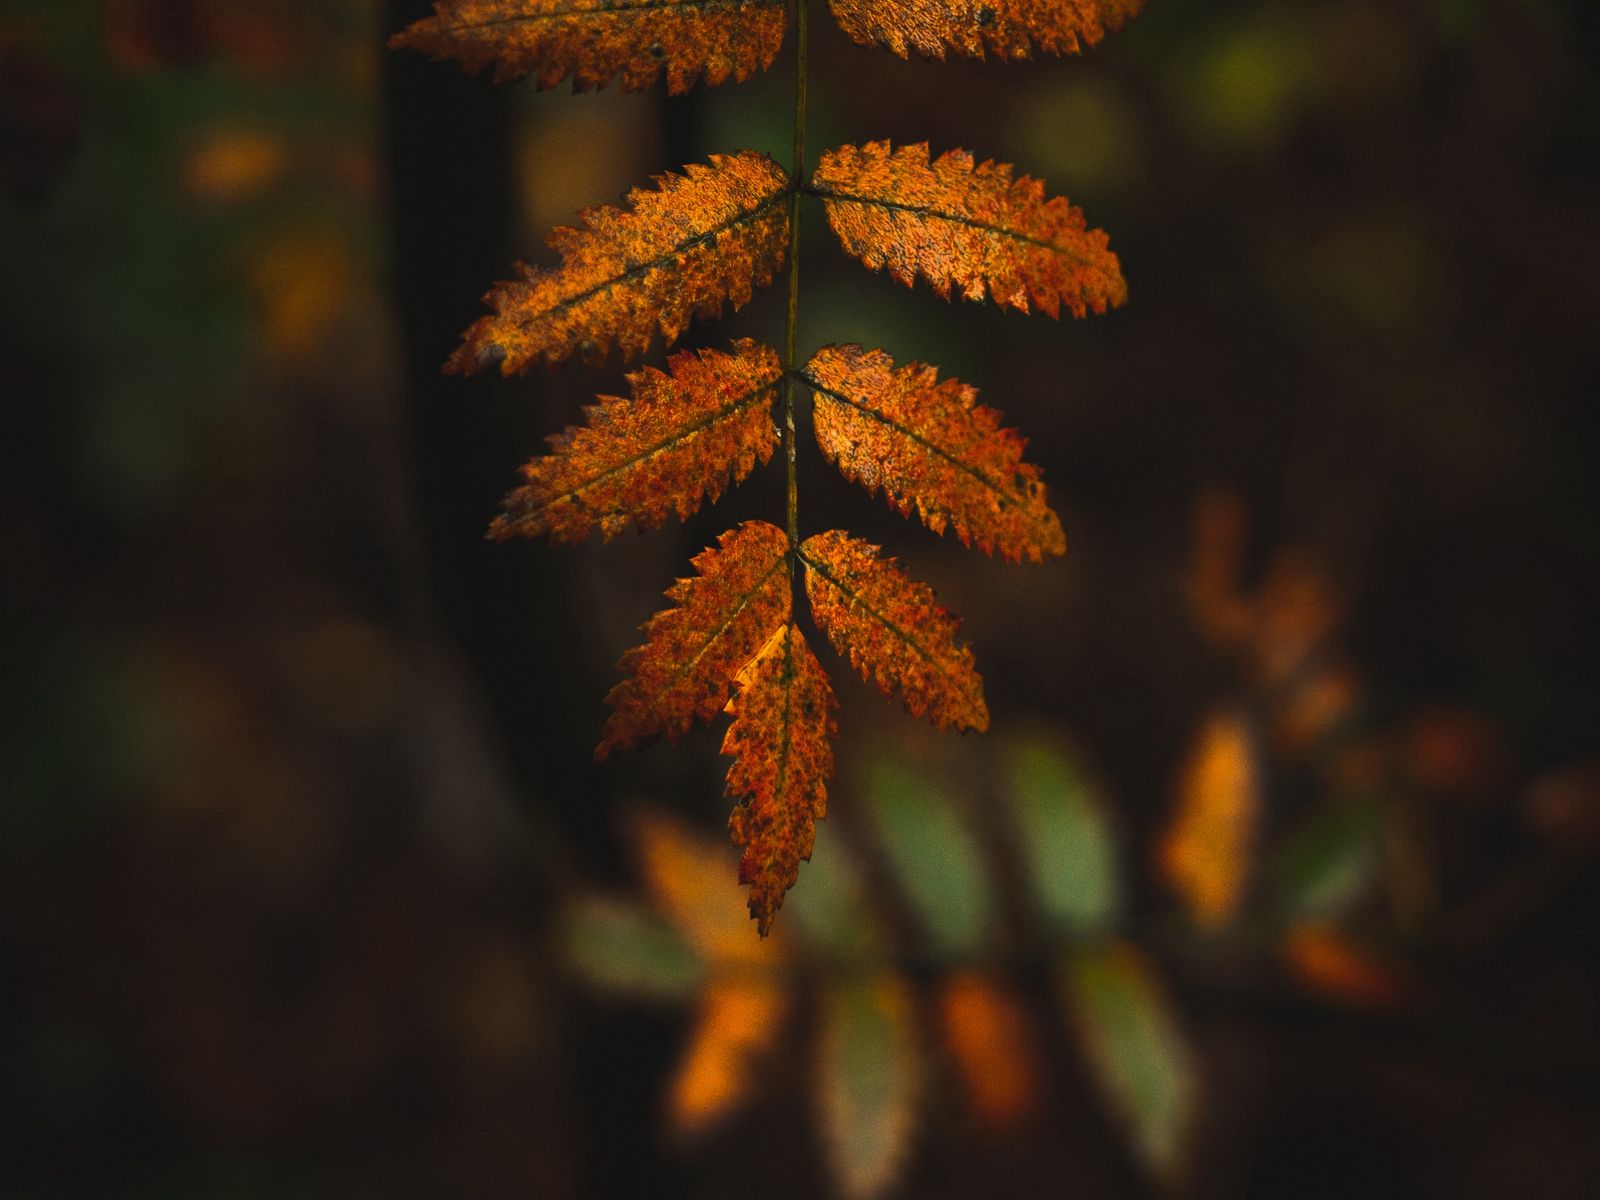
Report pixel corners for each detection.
[631,810,785,968]
[669,978,788,1137]
[937,971,1035,1130]
[816,974,920,1200]
[1160,709,1259,928]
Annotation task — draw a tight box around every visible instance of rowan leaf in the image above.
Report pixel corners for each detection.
[597,520,790,759]
[722,622,838,935]
[449,151,789,375]
[390,0,787,93]
[811,141,1126,317]
[800,530,988,732]
[669,977,789,1136]
[803,344,1066,562]
[490,339,782,544]
[561,896,702,998]
[827,0,1143,62]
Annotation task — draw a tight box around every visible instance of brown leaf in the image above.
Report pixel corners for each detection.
[800,530,988,732]
[491,339,782,543]
[598,521,790,759]
[450,151,789,374]
[804,344,1066,562]
[390,0,786,93]
[722,623,838,935]
[811,141,1125,318]
[828,0,1143,61]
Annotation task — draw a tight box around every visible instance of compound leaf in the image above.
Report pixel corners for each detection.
[391,0,787,93]
[723,622,838,936]
[800,530,988,732]
[804,343,1066,562]
[491,339,782,544]
[598,521,790,759]
[828,0,1143,62]
[451,151,789,374]
[811,141,1125,318]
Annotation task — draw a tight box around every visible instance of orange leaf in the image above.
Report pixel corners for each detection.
[722,623,838,935]
[810,141,1126,318]
[1159,709,1259,928]
[827,0,1143,61]
[800,530,988,732]
[490,339,782,544]
[1282,923,1409,1011]
[804,344,1066,562]
[937,971,1036,1129]
[631,809,786,966]
[669,977,788,1135]
[598,521,790,759]
[390,0,786,93]
[450,151,789,374]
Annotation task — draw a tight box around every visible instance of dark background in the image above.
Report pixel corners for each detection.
[3,0,1598,1195]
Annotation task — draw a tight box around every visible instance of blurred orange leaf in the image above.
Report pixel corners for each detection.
[1282,923,1408,1011]
[180,126,289,205]
[631,810,786,967]
[811,141,1126,318]
[669,977,788,1136]
[1160,708,1259,928]
[937,971,1036,1129]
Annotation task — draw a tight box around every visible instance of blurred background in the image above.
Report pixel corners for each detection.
[3,0,1599,1196]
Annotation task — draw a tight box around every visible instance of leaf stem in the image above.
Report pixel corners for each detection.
[782,0,808,560]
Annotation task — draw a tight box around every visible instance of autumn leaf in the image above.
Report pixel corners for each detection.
[938,971,1036,1129]
[722,623,838,935]
[390,0,786,93]
[811,141,1125,317]
[827,0,1143,62]
[490,339,781,543]
[1159,708,1260,928]
[450,151,789,374]
[800,530,988,732]
[597,521,790,759]
[670,977,789,1134]
[803,344,1065,562]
